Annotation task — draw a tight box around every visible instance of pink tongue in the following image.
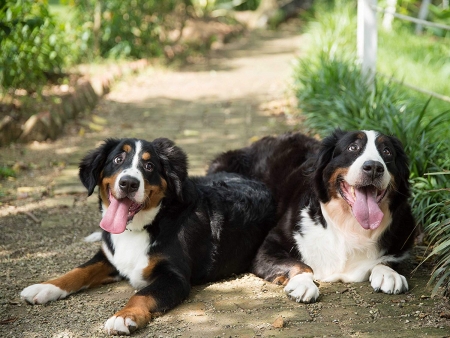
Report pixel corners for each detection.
[100,195,133,234]
[353,187,384,230]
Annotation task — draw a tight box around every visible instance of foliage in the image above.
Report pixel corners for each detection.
[424,196,450,295]
[378,25,450,115]
[69,0,188,60]
[295,0,450,292]
[0,166,16,179]
[0,0,69,92]
[390,0,450,37]
[217,0,261,11]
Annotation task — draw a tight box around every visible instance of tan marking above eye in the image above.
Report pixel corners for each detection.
[377,135,387,143]
[123,144,132,153]
[142,152,151,161]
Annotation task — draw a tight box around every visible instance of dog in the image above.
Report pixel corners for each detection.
[21,137,276,335]
[208,129,416,303]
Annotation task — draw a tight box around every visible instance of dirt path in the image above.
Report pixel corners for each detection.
[1,28,449,338]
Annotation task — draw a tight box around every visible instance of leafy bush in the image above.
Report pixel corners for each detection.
[71,0,188,60]
[295,0,450,292]
[424,197,450,295]
[0,0,68,92]
[0,166,16,179]
[211,0,260,12]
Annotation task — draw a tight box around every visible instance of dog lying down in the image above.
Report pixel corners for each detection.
[21,137,276,335]
[208,129,416,302]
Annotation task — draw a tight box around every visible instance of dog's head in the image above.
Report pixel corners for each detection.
[314,129,410,230]
[79,138,188,234]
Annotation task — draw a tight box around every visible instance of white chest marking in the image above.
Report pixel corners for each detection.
[294,204,390,283]
[103,230,151,290]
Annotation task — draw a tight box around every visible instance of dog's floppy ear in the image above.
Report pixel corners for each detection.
[153,137,188,201]
[389,135,411,198]
[79,139,120,196]
[313,129,346,202]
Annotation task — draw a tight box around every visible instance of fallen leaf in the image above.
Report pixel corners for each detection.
[272,316,284,328]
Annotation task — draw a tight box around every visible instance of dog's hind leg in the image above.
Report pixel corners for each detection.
[20,250,120,304]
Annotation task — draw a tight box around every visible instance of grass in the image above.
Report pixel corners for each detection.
[378,25,450,115]
[294,0,450,294]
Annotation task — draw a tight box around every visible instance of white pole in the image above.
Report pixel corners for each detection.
[382,0,397,31]
[357,0,378,86]
[415,0,431,34]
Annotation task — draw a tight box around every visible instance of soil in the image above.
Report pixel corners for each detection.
[1,27,449,338]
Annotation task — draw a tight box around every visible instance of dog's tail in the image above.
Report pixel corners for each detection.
[207,148,255,179]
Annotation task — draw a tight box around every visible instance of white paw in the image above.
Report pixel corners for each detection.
[104,316,137,336]
[370,264,408,294]
[20,283,68,304]
[284,273,319,303]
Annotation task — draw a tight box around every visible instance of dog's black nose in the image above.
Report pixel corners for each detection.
[119,175,140,194]
[362,160,384,178]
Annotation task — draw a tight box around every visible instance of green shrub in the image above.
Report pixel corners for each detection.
[424,196,450,295]
[0,0,68,92]
[71,0,187,60]
[0,166,16,179]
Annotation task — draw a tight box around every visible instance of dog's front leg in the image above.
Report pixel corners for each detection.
[104,264,191,335]
[21,250,120,304]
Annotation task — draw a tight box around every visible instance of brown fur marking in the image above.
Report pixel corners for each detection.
[142,255,166,281]
[289,263,313,277]
[100,173,120,206]
[272,263,314,286]
[44,262,117,293]
[142,178,167,211]
[123,144,132,153]
[142,152,151,161]
[113,295,157,328]
[328,168,348,198]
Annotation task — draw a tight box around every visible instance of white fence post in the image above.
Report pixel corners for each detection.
[415,0,431,34]
[357,0,378,86]
[382,0,397,31]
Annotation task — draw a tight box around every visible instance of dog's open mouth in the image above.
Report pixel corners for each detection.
[338,181,387,230]
[99,190,143,234]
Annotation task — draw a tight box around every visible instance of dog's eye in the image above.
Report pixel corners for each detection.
[383,147,392,156]
[113,153,125,165]
[348,144,359,152]
[144,162,154,172]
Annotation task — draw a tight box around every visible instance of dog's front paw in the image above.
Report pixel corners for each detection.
[20,283,68,304]
[105,316,138,336]
[284,273,319,303]
[370,264,408,294]
[104,306,151,335]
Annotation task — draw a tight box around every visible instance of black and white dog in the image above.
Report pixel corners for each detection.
[208,129,416,303]
[21,137,276,335]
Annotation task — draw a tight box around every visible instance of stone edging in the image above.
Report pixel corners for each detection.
[0,59,148,147]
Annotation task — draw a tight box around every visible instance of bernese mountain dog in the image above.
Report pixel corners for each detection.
[21,137,276,335]
[208,129,416,303]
